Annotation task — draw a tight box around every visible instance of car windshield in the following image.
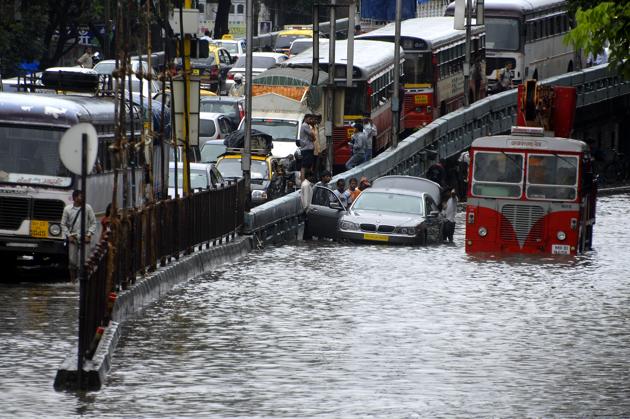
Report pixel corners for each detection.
[200,100,238,115]
[251,119,299,139]
[234,56,277,68]
[201,143,226,163]
[290,41,312,55]
[200,119,217,137]
[351,191,424,215]
[216,42,239,54]
[0,126,72,187]
[486,18,520,51]
[217,158,269,180]
[169,168,209,189]
[472,151,523,198]
[527,154,578,200]
[275,35,305,49]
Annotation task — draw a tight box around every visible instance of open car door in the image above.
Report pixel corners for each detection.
[306,185,346,239]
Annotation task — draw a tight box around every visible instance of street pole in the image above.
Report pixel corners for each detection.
[326,0,337,173]
[77,133,88,387]
[180,1,192,195]
[392,0,402,148]
[311,4,319,86]
[243,0,253,210]
[463,0,472,106]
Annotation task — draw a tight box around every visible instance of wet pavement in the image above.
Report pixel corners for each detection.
[1,194,629,417]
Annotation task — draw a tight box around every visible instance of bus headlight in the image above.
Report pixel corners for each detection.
[49,224,61,236]
[478,227,488,237]
[557,231,566,241]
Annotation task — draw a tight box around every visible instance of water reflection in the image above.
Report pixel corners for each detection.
[1,194,629,416]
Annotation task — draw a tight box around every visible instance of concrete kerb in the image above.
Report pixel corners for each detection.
[55,235,254,391]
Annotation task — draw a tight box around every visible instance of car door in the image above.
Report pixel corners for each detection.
[219,50,232,79]
[424,195,442,243]
[307,185,346,239]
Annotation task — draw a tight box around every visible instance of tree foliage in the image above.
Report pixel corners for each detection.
[565,1,630,78]
[213,0,231,39]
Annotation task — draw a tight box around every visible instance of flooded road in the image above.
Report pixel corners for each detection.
[1,194,629,417]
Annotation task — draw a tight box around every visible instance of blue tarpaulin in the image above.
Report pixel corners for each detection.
[360,0,417,21]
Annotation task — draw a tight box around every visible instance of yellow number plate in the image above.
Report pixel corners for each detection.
[414,94,428,105]
[30,220,49,238]
[192,69,200,76]
[363,233,389,242]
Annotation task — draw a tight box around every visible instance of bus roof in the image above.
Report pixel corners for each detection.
[0,92,117,128]
[357,17,484,50]
[472,134,587,153]
[445,0,567,17]
[281,39,403,81]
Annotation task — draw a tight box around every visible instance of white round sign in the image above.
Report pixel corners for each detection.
[59,123,98,175]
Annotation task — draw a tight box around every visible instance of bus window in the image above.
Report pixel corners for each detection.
[526,154,578,200]
[472,151,523,198]
[486,18,520,51]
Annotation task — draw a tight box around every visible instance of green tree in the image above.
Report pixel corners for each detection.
[0,1,48,77]
[565,1,630,78]
[213,0,231,39]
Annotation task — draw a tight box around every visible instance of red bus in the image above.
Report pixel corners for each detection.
[358,17,486,129]
[465,126,596,255]
[281,39,403,170]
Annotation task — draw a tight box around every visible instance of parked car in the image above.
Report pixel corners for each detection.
[200,96,244,129]
[168,162,224,198]
[212,39,246,60]
[200,139,227,163]
[93,59,161,97]
[175,46,233,94]
[306,176,444,243]
[225,52,288,90]
[199,112,235,141]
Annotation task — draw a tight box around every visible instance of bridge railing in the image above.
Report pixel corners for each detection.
[245,64,628,243]
[81,180,245,358]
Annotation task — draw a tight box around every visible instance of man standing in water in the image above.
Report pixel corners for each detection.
[442,189,458,243]
[61,190,97,281]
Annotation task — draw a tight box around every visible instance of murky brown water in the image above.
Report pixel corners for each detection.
[1,194,629,417]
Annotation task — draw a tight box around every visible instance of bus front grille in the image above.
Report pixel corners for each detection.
[0,197,29,230]
[33,199,65,221]
[500,204,545,247]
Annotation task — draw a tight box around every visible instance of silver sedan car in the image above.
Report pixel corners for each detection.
[306,176,444,244]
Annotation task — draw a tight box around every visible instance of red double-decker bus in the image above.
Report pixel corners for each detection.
[359,17,486,129]
[465,127,597,255]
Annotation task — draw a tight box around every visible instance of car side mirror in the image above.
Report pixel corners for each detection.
[329,201,344,211]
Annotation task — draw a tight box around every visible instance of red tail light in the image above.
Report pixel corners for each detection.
[227,73,234,80]
[239,104,245,121]
[210,65,219,78]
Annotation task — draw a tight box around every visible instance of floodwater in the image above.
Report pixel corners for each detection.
[1,194,629,417]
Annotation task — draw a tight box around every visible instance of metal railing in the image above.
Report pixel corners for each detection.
[81,180,245,359]
[245,64,629,243]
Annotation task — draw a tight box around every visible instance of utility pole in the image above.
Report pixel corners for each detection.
[243,0,253,210]
[180,0,192,195]
[463,0,472,106]
[392,0,402,148]
[326,0,337,173]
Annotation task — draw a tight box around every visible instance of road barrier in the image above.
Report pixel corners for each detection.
[80,180,245,361]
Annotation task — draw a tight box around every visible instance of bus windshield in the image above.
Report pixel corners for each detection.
[217,158,269,180]
[527,154,578,200]
[403,52,433,84]
[472,151,523,198]
[486,18,520,51]
[0,126,72,187]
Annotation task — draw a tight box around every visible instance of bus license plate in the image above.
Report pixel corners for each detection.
[363,233,389,242]
[30,220,49,238]
[552,244,570,255]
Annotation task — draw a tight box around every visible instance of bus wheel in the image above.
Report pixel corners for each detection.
[567,61,574,72]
